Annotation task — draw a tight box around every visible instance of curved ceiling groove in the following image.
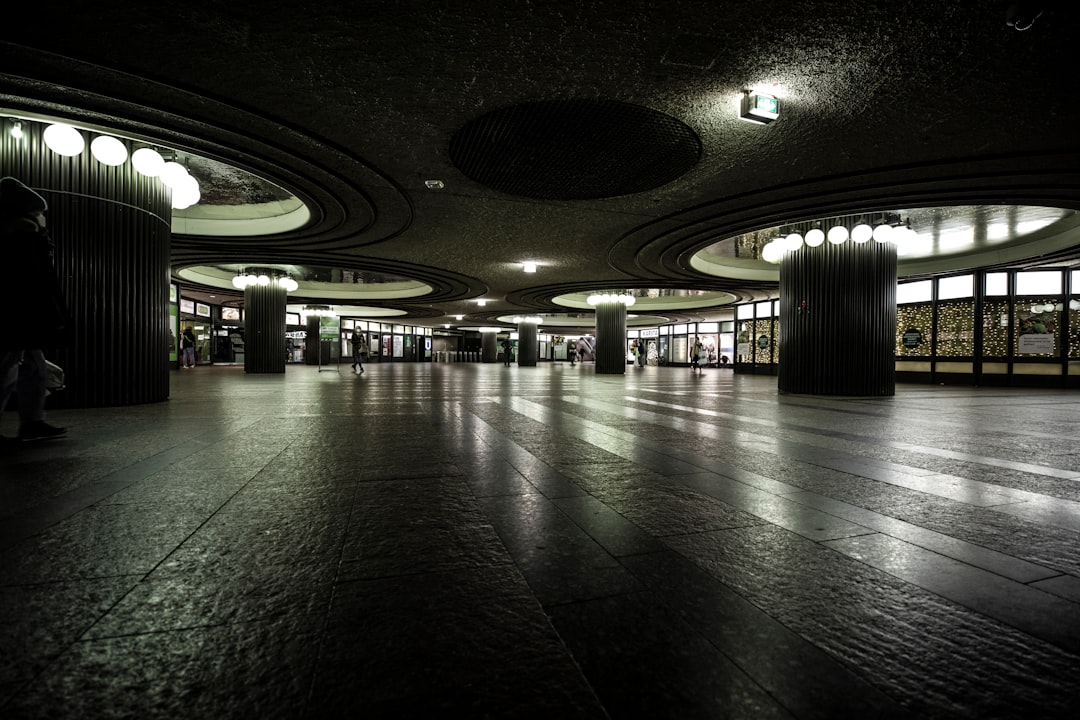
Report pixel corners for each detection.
[0,43,413,252]
[602,153,1080,281]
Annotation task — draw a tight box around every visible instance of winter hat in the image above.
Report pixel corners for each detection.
[0,176,48,217]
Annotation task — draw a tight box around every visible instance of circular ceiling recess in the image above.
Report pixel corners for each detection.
[449,99,701,200]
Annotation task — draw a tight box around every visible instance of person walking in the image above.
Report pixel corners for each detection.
[690,336,704,373]
[181,327,196,368]
[351,328,367,373]
[0,177,68,443]
[568,341,576,365]
[501,337,513,366]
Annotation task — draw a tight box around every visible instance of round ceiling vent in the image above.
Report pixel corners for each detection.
[449,98,701,200]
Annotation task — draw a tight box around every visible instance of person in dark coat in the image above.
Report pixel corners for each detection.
[0,177,68,442]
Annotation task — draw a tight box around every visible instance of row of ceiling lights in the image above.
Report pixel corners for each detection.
[760,221,921,264]
[232,272,299,292]
[9,118,201,210]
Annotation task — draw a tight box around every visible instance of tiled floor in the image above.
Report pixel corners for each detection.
[1,361,1079,719]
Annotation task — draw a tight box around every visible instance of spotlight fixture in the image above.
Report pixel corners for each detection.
[522,262,537,273]
[425,179,445,189]
[739,91,779,125]
[476,299,487,307]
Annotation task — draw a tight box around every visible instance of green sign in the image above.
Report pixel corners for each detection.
[757,334,770,349]
[756,95,778,114]
[319,315,339,340]
[902,328,923,348]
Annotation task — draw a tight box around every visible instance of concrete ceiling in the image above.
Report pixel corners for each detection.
[2,1,1079,330]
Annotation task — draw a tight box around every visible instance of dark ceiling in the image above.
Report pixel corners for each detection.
[2,1,1079,328]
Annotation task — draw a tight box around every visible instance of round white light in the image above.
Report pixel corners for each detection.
[827,225,849,244]
[232,275,247,289]
[1043,303,1055,313]
[761,241,783,264]
[90,135,128,166]
[282,278,298,292]
[804,228,825,247]
[873,224,894,243]
[131,147,165,177]
[257,274,271,286]
[851,224,873,243]
[1070,299,1080,311]
[171,174,201,209]
[784,233,804,251]
[159,161,189,189]
[43,123,85,156]
[245,274,259,287]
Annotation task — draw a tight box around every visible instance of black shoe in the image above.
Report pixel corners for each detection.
[18,421,67,441]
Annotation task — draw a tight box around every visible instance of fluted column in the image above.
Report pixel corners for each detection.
[516,322,538,366]
[480,330,498,363]
[243,281,286,373]
[305,316,321,365]
[2,120,170,407]
[778,240,897,396]
[594,301,627,374]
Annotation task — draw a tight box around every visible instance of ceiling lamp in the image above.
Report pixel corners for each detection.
[10,121,23,139]
[851,223,873,243]
[522,262,537,273]
[232,275,247,289]
[827,225,849,244]
[43,123,85,156]
[171,173,201,209]
[784,232,804,251]
[257,274,271,286]
[513,315,543,324]
[278,277,298,292]
[804,228,825,247]
[761,241,783,264]
[476,299,487,307]
[159,161,190,189]
[90,135,128,166]
[739,91,779,125]
[132,147,165,177]
[872,224,893,243]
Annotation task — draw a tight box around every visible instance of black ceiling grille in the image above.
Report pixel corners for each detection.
[449,99,702,200]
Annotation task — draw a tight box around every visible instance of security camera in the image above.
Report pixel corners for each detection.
[1006,3,1044,31]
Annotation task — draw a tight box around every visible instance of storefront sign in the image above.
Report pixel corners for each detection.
[1018,333,1055,354]
[902,328,923,348]
[757,334,769,349]
[319,315,339,340]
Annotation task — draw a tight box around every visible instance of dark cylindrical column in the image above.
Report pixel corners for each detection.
[305,316,321,365]
[778,240,897,396]
[2,120,171,407]
[244,282,286,373]
[516,322,538,366]
[481,331,498,363]
[594,301,627,374]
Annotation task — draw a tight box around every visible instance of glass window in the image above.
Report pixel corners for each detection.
[737,304,754,320]
[1016,270,1061,296]
[938,275,973,300]
[985,272,1008,296]
[721,321,734,333]
[698,322,718,333]
[673,324,688,334]
[1072,270,1080,294]
[897,280,932,304]
[627,330,640,338]
[755,301,773,318]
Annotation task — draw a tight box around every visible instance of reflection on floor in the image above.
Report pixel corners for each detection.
[2,363,1079,718]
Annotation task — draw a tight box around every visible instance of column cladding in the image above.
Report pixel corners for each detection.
[594,301,627,374]
[778,240,897,396]
[243,282,287,373]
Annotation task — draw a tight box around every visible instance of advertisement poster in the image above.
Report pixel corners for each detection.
[393,335,404,357]
[168,302,178,362]
[319,315,339,340]
[1017,309,1057,355]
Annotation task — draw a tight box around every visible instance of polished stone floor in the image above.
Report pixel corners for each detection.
[1,361,1079,719]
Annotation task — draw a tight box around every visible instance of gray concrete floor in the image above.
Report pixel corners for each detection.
[1,362,1079,719]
